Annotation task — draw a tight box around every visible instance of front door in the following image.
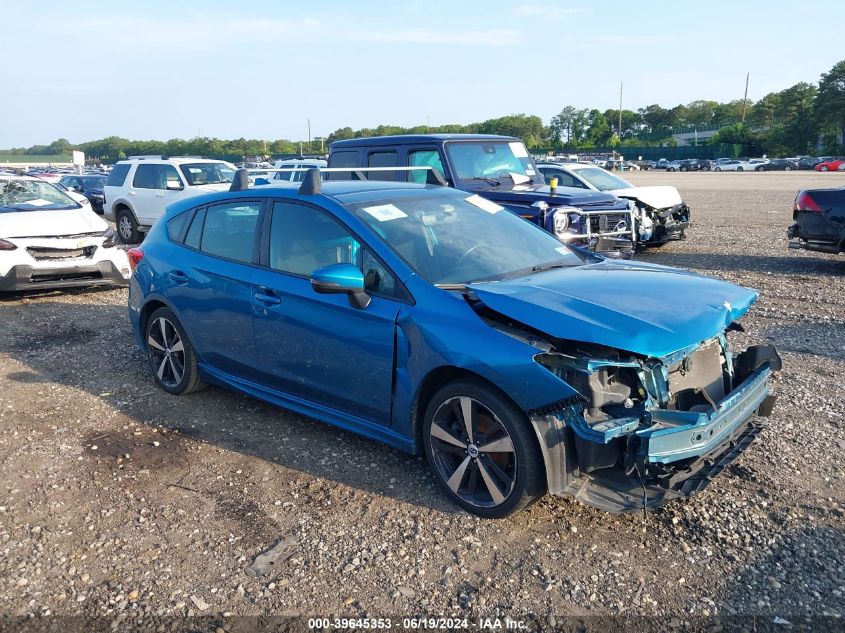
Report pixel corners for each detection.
[252,200,400,425]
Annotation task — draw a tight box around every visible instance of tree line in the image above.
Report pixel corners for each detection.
[5,60,844,161]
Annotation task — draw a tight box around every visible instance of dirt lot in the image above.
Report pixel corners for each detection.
[1,171,844,631]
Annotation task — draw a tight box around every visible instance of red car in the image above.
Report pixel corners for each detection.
[814,157,845,172]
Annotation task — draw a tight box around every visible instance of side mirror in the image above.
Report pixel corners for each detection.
[166,181,184,190]
[310,263,370,309]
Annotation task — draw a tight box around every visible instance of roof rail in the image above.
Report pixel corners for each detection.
[249,165,448,188]
[126,155,207,161]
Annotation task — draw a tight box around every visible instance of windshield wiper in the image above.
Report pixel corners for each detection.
[530,261,571,273]
[467,176,501,186]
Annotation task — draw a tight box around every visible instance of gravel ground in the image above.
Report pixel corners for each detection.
[0,171,844,632]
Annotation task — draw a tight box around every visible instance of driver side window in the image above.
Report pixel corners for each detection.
[268,202,400,299]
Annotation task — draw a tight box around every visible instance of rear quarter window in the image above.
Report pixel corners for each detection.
[167,211,192,242]
[105,164,131,187]
[327,150,360,180]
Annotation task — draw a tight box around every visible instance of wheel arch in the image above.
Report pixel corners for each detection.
[411,365,536,452]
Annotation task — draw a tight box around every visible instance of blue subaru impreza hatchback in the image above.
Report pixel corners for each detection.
[128,170,780,517]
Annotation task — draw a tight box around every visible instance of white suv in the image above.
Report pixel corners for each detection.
[103,156,236,243]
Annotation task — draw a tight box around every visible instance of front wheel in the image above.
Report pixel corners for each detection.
[736,166,744,171]
[715,167,721,172]
[423,379,545,518]
[756,166,765,171]
[116,208,142,244]
[145,307,206,395]
[820,166,829,172]
[784,166,792,171]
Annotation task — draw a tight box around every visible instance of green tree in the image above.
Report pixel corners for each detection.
[815,60,845,149]
[549,106,588,145]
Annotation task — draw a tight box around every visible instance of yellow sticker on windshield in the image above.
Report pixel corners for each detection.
[465,195,503,214]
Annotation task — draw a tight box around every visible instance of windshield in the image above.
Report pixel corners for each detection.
[344,190,582,286]
[179,162,235,185]
[0,179,80,212]
[445,141,538,184]
[573,167,632,191]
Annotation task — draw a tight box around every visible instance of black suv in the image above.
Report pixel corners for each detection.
[328,135,635,256]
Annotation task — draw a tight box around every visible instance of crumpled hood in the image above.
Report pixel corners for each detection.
[610,185,683,210]
[475,183,623,209]
[0,208,108,238]
[469,260,758,358]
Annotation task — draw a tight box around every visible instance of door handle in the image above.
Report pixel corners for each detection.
[254,288,281,306]
[168,270,188,285]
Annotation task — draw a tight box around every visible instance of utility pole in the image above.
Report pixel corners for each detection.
[307,118,312,153]
[618,82,623,141]
[741,73,750,124]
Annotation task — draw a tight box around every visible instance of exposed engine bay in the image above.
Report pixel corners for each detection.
[473,299,781,512]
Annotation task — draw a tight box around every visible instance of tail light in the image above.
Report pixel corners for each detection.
[0,239,17,251]
[794,192,823,214]
[127,247,144,271]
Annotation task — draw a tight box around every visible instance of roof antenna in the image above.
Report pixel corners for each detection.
[298,168,321,195]
[229,168,249,192]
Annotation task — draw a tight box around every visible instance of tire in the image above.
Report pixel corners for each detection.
[756,166,765,171]
[116,207,142,244]
[144,307,206,396]
[680,167,687,172]
[715,167,721,172]
[785,166,792,171]
[423,379,545,518]
[820,166,829,172]
[736,167,744,171]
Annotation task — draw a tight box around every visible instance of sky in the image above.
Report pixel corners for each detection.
[1,0,843,147]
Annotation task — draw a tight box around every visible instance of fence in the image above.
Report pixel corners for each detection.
[533,144,744,161]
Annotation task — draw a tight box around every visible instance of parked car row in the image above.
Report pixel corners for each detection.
[123,165,781,517]
[1,130,795,518]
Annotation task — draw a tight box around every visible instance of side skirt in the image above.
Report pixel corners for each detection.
[198,363,418,454]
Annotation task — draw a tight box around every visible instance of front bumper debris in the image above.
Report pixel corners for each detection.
[0,261,129,292]
[530,358,779,513]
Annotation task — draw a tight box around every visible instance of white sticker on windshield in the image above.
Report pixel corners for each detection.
[509,172,530,185]
[465,194,503,214]
[509,142,529,158]
[24,198,52,207]
[361,203,407,222]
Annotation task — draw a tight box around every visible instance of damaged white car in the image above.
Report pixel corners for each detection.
[536,162,690,248]
[0,175,131,292]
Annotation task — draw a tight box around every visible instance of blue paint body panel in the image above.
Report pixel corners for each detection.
[128,180,769,470]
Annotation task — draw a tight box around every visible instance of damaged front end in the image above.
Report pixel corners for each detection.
[530,335,780,512]
[629,201,690,246]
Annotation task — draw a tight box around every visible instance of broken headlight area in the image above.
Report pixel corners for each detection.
[533,336,780,512]
[633,202,690,243]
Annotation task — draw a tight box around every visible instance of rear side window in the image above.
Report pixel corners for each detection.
[367,151,398,181]
[133,164,157,189]
[327,150,359,180]
[106,163,131,187]
[167,211,191,241]
[184,208,206,249]
[198,202,261,263]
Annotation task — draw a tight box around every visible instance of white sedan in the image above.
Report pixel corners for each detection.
[0,175,131,292]
[536,162,690,248]
[714,160,752,171]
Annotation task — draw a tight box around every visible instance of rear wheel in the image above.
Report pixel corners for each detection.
[116,207,142,244]
[715,167,722,172]
[784,166,792,171]
[820,165,829,172]
[736,166,744,171]
[145,307,206,395]
[756,166,765,171]
[423,379,545,518]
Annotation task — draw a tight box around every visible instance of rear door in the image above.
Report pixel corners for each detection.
[165,199,264,377]
[251,199,400,424]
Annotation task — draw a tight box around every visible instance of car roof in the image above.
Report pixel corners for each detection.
[330,134,520,148]
[0,174,43,182]
[117,156,228,164]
